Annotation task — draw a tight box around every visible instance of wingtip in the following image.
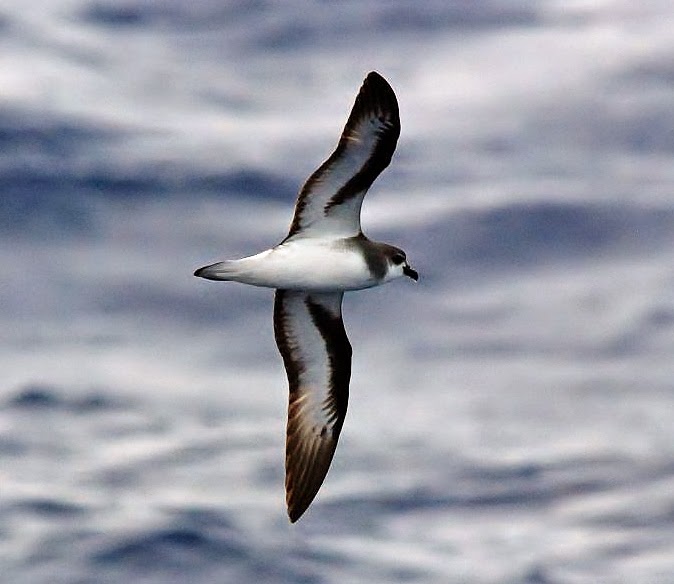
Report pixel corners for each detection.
[286,489,315,523]
[285,468,319,524]
[363,70,393,91]
[287,504,304,523]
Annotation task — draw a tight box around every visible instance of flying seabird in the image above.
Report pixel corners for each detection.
[194,71,417,522]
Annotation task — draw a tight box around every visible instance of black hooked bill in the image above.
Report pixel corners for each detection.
[403,265,419,281]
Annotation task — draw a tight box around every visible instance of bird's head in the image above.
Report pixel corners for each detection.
[386,246,418,282]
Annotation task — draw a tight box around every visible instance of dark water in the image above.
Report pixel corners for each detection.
[2,2,674,582]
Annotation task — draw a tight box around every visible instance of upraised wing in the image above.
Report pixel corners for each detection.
[273,289,351,522]
[285,71,400,241]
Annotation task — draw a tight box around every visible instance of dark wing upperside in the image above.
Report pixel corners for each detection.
[284,71,400,241]
[273,289,351,522]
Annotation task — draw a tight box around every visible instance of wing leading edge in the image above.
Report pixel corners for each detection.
[285,71,400,240]
[273,289,351,522]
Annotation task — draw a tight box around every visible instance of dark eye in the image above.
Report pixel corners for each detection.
[392,253,405,265]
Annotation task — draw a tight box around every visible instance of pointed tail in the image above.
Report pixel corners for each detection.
[193,260,237,281]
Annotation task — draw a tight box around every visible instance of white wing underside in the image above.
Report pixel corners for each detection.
[285,72,400,241]
[273,289,351,522]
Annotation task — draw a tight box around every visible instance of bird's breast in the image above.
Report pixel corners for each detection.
[239,241,378,291]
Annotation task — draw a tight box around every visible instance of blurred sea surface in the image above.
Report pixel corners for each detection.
[2,1,674,582]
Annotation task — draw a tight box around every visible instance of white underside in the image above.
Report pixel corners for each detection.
[201,239,388,291]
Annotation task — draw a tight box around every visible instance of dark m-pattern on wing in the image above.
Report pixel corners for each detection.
[305,296,351,433]
[273,290,304,393]
[285,72,400,239]
[273,290,352,522]
[323,77,399,212]
[195,71,413,524]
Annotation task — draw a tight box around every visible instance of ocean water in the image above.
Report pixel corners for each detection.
[2,1,674,582]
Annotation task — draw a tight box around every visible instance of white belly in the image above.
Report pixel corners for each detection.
[230,241,378,291]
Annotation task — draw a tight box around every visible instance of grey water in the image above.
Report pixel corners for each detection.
[2,2,674,582]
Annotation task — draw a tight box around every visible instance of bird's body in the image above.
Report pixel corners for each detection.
[195,235,407,291]
[194,71,416,522]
